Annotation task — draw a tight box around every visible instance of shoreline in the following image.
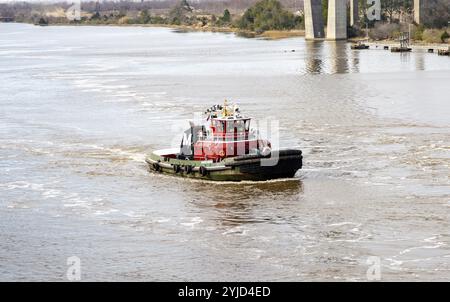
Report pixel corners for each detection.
[38,22,306,40]
[31,22,450,47]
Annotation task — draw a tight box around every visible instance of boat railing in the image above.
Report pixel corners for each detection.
[199,132,258,142]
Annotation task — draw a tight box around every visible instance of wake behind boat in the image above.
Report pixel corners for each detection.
[146,101,302,181]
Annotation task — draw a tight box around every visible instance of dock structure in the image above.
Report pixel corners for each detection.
[326,0,347,40]
[391,32,412,53]
[350,0,359,27]
[438,48,450,56]
[304,0,325,40]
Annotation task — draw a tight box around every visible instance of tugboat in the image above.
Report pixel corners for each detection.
[145,101,302,181]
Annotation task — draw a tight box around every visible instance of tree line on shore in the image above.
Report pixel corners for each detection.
[78,0,303,33]
[1,0,304,33]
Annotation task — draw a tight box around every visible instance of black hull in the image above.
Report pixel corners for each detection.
[146,149,302,182]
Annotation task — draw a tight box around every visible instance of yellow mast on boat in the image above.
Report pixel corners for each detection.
[222,99,232,117]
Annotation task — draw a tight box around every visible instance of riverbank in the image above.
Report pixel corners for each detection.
[45,22,305,40]
[33,22,450,46]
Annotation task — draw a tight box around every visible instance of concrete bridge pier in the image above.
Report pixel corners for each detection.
[350,0,359,27]
[304,0,325,40]
[414,0,440,25]
[414,0,421,24]
[326,0,347,40]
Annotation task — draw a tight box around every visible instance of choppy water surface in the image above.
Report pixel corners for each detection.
[0,23,449,281]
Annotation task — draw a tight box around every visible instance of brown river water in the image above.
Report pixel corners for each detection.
[0,23,449,281]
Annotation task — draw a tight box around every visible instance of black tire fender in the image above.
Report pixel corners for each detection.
[186,165,193,174]
[199,166,208,177]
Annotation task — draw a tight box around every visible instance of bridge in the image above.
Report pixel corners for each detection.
[305,0,429,40]
[304,0,357,40]
[414,0,436,24]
